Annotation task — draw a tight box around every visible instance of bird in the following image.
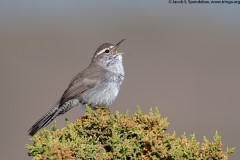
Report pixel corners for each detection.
[28,39,126,136]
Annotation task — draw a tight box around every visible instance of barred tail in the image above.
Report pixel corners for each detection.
[28,103,60,136]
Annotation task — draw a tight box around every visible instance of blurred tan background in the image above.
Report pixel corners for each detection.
[0,1,239,159]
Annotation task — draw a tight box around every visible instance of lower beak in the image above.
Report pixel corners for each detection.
[113,39,125,54]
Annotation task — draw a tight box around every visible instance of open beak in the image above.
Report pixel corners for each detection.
[112,39,125,54]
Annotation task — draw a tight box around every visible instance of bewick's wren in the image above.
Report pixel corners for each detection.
[28,39,125,136]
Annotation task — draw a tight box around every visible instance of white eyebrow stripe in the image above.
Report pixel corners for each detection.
[95,46,114,56]
[96,49,106,56]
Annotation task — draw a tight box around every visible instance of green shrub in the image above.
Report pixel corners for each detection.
[26,107,234,160]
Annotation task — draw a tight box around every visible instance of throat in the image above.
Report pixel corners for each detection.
[98,56,124,75]
[107,62,124,75]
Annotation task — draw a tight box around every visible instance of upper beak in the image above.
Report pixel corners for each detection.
[113,39,125,54]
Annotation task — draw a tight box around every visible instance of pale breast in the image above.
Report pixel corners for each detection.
[80,74,124,107]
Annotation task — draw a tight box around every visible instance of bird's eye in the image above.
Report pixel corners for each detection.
[105,49,110,53]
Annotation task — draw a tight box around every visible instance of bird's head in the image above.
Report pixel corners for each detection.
[92,39,125,67]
